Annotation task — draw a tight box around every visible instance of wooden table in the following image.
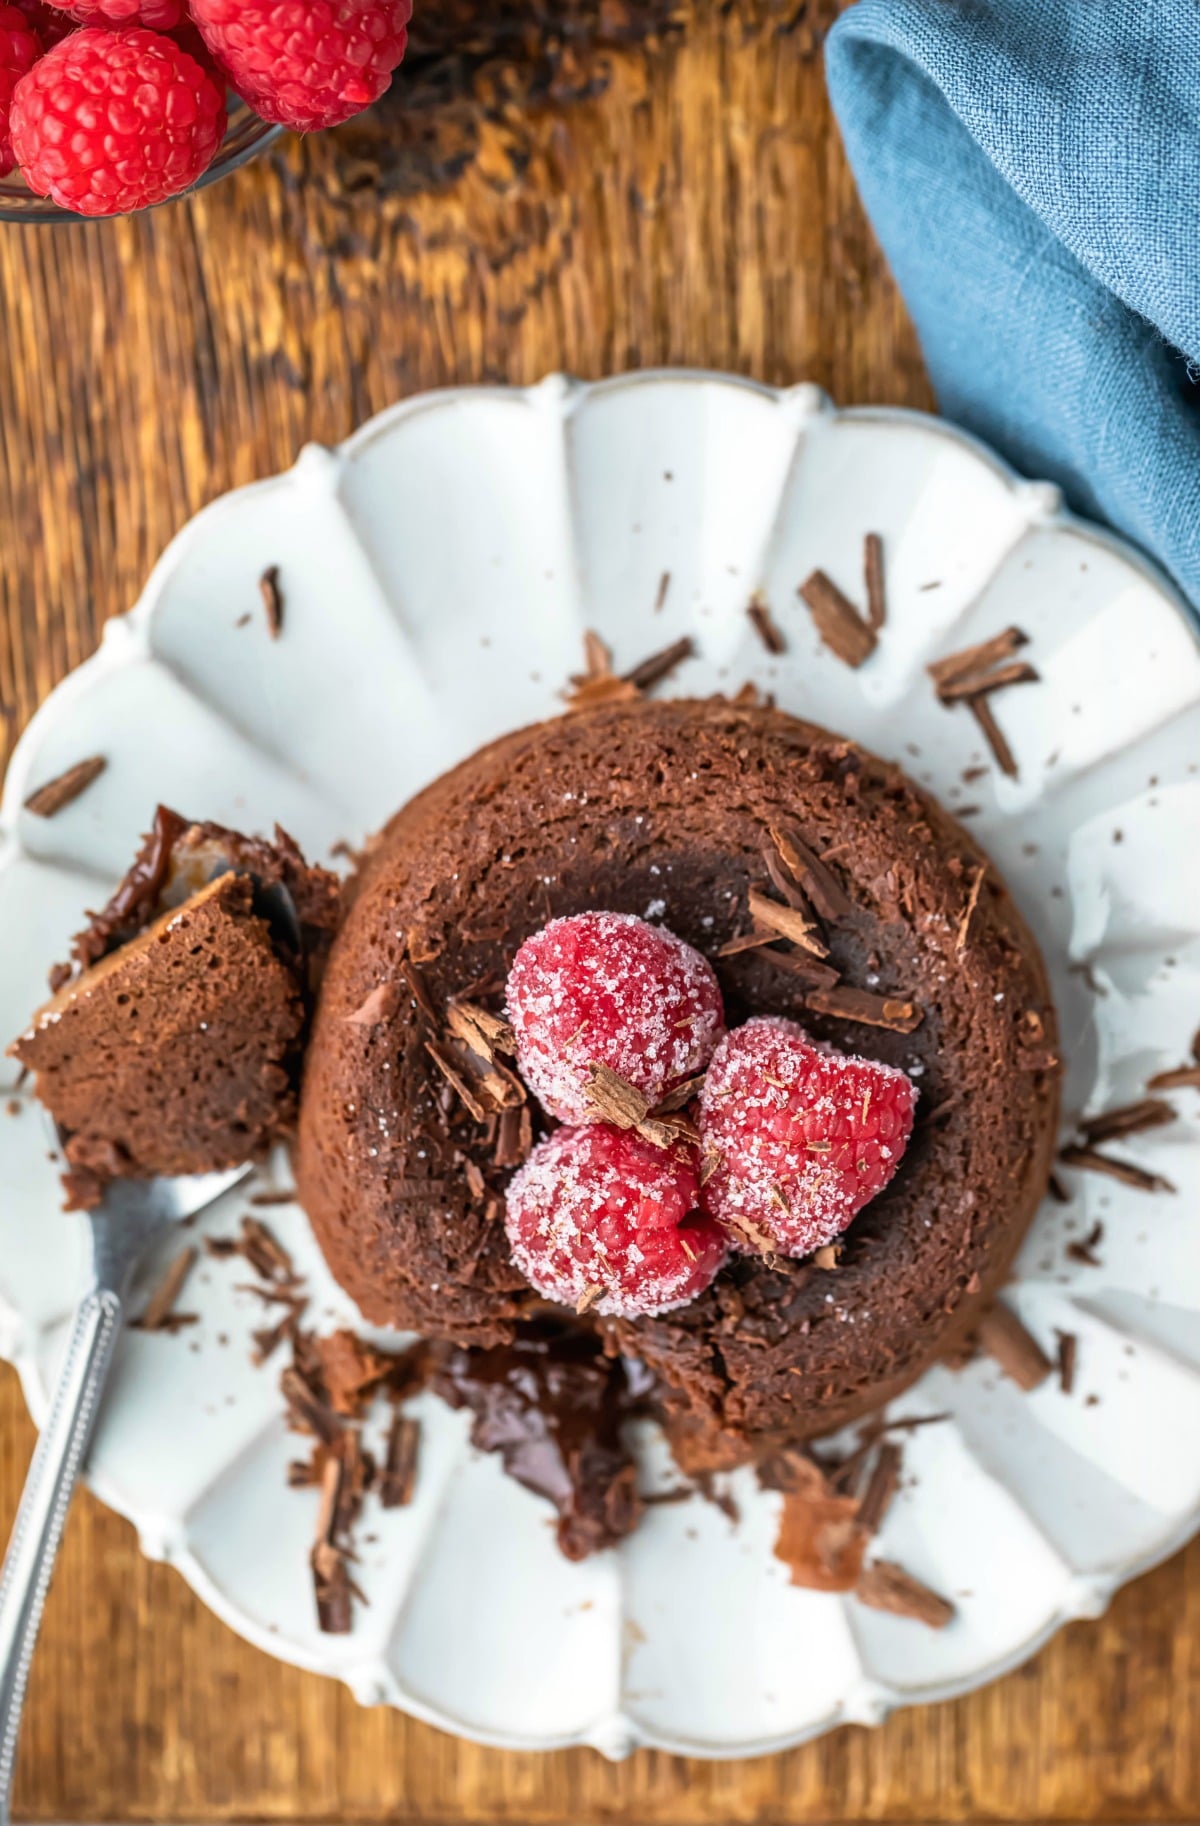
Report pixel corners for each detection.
[1,1,1197,1817]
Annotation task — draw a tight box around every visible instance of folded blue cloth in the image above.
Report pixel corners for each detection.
[825,0,1200,611]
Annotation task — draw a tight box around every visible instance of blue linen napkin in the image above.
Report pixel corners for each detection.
[824,0,1200,612]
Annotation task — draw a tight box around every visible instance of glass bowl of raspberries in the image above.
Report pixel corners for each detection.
[0,0,413,221]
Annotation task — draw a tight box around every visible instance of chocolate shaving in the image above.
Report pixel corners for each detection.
[773,1457,868,1591]
[654,571,671,612]
[583,1063,649,1129]
[856,1442,902,1535]
[1079,1098,1176,1144]
[652,1073,707,1114]
[24,756,106,818]
[564,631,641,711]
[856,1559,954,1630]
[344,981,404,1028]
[493,1104,533,1168]
[1065,1220,1104,1267]
[1147,1064,1200,1091]
[747,596,785,655]
[977,1302,1052,1390]
[239,1216,297,1285]
[802,984,923,1034]
[311,1453,352,1634]
[811,1244,841,1271]
[259,565,284,639]
[863,532,886,630]
[798,570,877,669]
[381,1414,421,1508]
[636,1110,701,1150]
[1058,1144,1175,1194]
[399,959,439,1026]
[446,999,515,1061]
[132,1246,197,1333]
[425,1040,488,1122]
[714,928,777,958]
[281,1365,343,1447]
[252,1307,303,1366]
[956,864,986,951]
[623,636,695,694]
[756,948,841,990]
[767,825,852,921]
[936,660,1040,704]
[1047,1171,1071,1204]
[928,626,1029,689]
[249,1188,299,1207]
[317,1330,394,1417]
[747,887,829,958]
[1055,1330,1078,1395]
[967,696,1018,778]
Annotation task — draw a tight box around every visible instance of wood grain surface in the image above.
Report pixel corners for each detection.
[1,1,1198,1818]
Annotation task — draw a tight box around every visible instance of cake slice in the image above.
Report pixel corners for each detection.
[13,807,340,1205]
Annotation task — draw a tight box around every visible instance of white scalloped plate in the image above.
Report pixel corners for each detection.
[3,372,1200,1761]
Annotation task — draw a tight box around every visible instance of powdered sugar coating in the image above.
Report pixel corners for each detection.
[698,1016,917,1258]
[506,911,725,1123]
[505,1123,728,1319]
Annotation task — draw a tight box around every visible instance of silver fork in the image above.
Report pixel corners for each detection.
[0,1162,249,1825]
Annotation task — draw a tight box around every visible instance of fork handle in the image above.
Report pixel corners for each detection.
[0,1289,123,1826]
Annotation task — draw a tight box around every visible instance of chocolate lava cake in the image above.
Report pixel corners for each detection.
[13,808,339,1206]
[297,698,1061,1463]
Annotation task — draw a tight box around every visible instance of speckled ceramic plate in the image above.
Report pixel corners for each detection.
[2,372,1199,1759]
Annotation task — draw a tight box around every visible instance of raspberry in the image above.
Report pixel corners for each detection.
[698,1017,916,1258]
[507,911,726,1125]
[10,27,227,216]
[10,0,71,48]
[190,0,413,133]
[0,3,42,176]
[52,0,184,27]
[505,1124,728,1320]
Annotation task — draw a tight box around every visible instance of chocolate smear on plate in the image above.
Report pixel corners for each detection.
[798,570,877,668]
[259,565,284,639]
[24,756,106,818]
[977,1301,1052,1390]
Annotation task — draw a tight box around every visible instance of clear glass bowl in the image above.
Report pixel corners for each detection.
[0,99,281,224]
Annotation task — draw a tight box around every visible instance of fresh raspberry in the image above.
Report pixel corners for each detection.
[506,911,726,1125]
[189,0,413,133]
[10,27,228,216]
[0,3,42,176]
[52,0,184,27]
[698,1018,916,1258]
[505,1124,728,1320]
[10,0,72,48]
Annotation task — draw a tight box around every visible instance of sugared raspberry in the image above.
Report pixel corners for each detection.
[52,0,184,27]
[506,911,726,1125]
[0,3,42,176]
[190,0,412,133]
[506,1124,728,1320]
[698,1017,916,1258]
[10,26,227,216]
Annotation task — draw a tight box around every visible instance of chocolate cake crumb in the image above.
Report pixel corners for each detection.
[978,1301,1052,1390]
[1059,1144,1175,1194]
[1065,1220,1104,1267]
[856,1558,954,1629]
[381,1413,421,1508]
[24,756,106,818]
[654,571,671,613]
[864,533,886,630]
[1055,1329,1078,1394]
[623,636,695,694]
[259,565,284,639]
[1080,1099,1175,1144]
[747,596,786,655]
[798,570,877,668]
[967,696,1019,778]
[132,1246,198,1333]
